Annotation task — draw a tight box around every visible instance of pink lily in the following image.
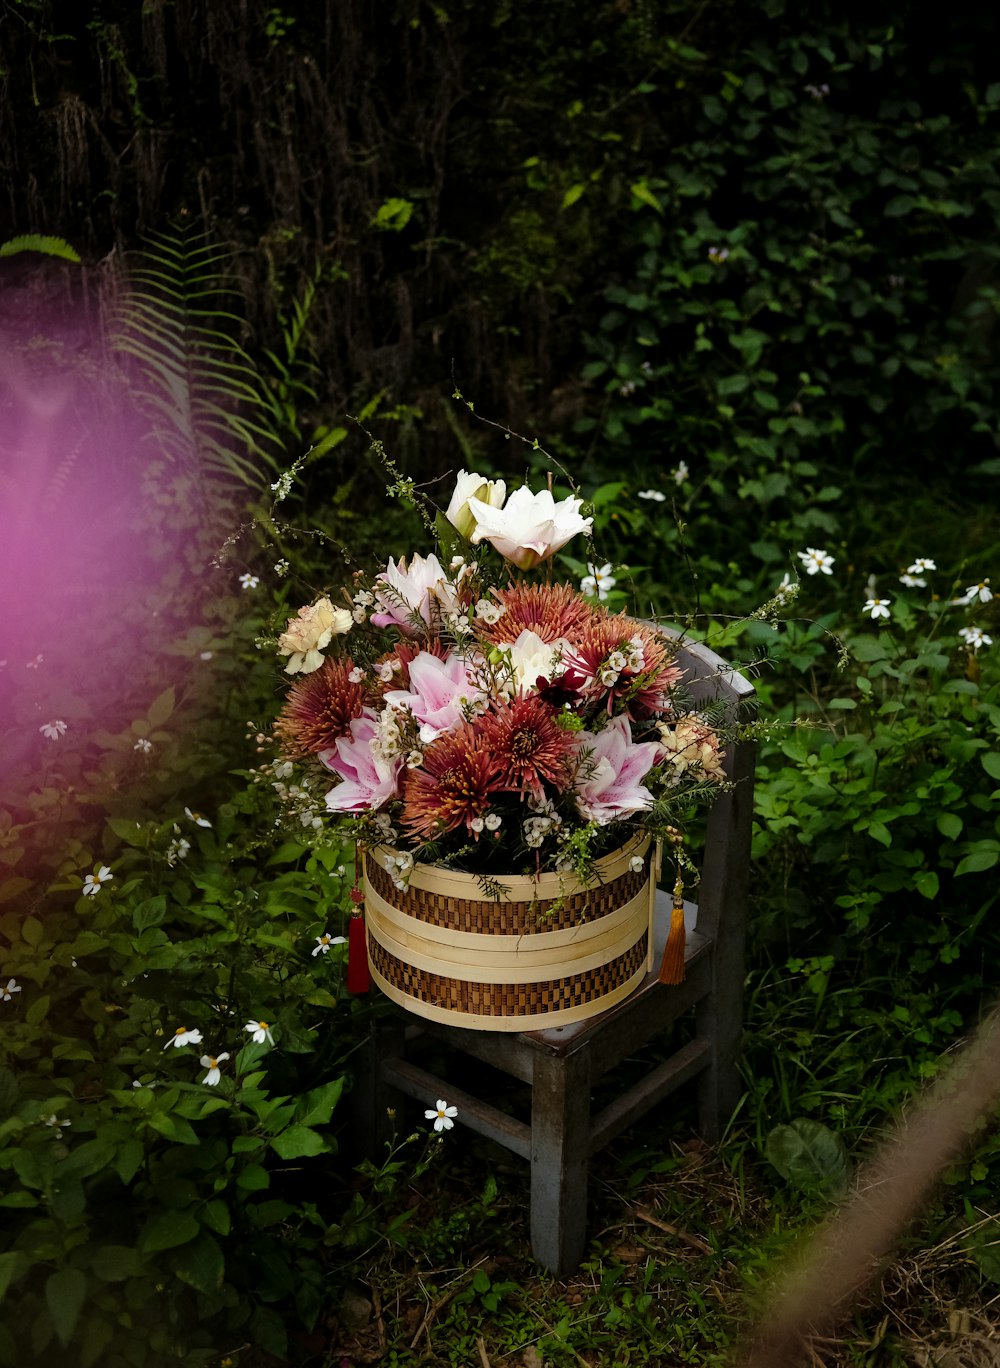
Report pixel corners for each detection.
[322,714,403,811]
[573,717,659,824]
[384,651,483,742]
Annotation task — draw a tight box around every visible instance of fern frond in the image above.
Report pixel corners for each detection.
[0,234,81,262]
[112,225,285,489]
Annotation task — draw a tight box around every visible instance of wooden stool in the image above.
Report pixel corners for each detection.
[353,638,755,1275]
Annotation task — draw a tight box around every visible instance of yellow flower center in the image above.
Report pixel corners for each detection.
[175,1028,187,1037]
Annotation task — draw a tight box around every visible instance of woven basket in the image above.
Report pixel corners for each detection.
[362,834,659,1031]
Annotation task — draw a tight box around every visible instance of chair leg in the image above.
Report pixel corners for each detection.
[529,1048,591,1276]
[351,1015,407,1164]
[695,980,743,1144]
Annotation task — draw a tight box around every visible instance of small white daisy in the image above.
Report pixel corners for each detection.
[425,1099,458,1133]
[671,461,689,485]
[797,547,835,576]
[42,1114,71,1139]
[82,866,113,897]
[2,978,21,1002]
[899,573,925,588]
[962,579,993,605]
[238,573,260,590]
[637,489,666,502]
[162,1027,204,1050]
[581,562,616,600]
[907,558,936,573]
[863,598,892,620]
[312,932,347,957]
[133,738,153,753]
[199,1052,230,1086]
[959,626,992,651]
[245,1019,275,1046]
[39,720,67,740]
[184,807,212,828]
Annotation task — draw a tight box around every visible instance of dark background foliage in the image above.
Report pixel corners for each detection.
[4,0,998,488]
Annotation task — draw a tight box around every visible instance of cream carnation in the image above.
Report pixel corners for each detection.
[278,597,353,674]
[656,716,726,784]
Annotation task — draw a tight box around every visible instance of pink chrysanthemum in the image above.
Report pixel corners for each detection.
[275,657,368,757]
[569,614,682,718]
[483,695,577,797]
[400,724,503,840]
[480,582,595,645]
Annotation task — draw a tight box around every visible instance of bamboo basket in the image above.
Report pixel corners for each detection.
[362,834,660,1031]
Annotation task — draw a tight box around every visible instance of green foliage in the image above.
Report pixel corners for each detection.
[766,1118,852,1197]
[0,756,364,1364]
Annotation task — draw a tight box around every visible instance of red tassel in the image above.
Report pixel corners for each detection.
[657,869,686,985]
[346,910,371,994]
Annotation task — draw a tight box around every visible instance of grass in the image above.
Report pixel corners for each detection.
[302,1112,1000,1368]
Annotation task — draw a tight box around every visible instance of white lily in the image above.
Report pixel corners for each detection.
[467,486,593,570]
[445,470,507,541]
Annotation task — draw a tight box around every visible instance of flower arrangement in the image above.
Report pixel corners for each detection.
[271,472,728,889]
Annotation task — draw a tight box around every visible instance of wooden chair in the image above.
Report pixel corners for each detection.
[353,635,755,1275]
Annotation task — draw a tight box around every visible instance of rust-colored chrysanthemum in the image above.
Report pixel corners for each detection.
[400,723,503,840]
[479,582,595,645]
[274,657,368,757]
[569,614,683,717]
[482,695,576,796]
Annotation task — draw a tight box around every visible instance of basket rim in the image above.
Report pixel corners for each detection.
[366,831,651,899]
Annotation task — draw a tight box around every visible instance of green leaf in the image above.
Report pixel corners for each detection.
[936,813,963,840]
[45,1267,87,1347]
[170,1231,224,1296]
[0,1251,25,1302]
[715,373,749,397]
[867,822,891,848]
[21,917,43,947]
[0,1071,15,1115]
[138,1208,200,1253]
[270,1125,328,1159]
[963,1218,1000,1283]
[371,197,414,231]
[146,687,176,728]
[956,846,1000,876]
[92,1246,144,1282]
[914,871,939,900]
[236,1163,270,1191]
[980,753,1000,780]
[25,995,50,1027]
[146,1111,200,1144]
[766,1119,851,1195]
[294,1078,344,1128]
[0,234,80,263]
[249,1306,288,1360]
[132,896,166,932]
[561,182,586,210]
[199,1198,231,1236]
[852,637,889,661]
[629,180,663,214]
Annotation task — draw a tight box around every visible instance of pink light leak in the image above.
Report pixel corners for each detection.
[0,301,243,799]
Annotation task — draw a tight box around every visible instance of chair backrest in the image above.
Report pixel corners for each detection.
[661,631,757,943]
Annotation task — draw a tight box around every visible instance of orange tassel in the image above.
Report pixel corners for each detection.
[658,869,686,985]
